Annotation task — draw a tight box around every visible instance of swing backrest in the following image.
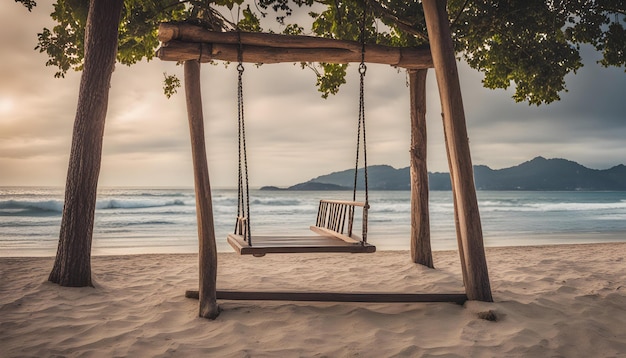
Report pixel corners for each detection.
[235,216,248,237]
[310,200,369,244]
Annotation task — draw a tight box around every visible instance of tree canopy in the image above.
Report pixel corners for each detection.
[19,0,626,105]
[259,0,625,104]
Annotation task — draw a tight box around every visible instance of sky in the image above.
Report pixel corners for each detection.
[1,1,625,188]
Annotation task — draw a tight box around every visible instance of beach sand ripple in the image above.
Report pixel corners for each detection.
[1,243,625,357]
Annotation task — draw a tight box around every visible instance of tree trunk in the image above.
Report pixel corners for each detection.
[409,69,434,268]
[49,0,124,287]
[184,60,220,319]
[422,0,493,301]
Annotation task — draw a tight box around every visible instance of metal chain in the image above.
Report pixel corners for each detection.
[236,62,243,234]
[235,31,243,236]
[353,1,369,206]
[236,30,252,245]
[360,63,368,207]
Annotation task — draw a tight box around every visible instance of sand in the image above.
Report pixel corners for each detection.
[1,243,625,357]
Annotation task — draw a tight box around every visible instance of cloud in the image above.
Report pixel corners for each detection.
[1,0,624,187]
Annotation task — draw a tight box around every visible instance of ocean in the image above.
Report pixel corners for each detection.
[1,187,625,256]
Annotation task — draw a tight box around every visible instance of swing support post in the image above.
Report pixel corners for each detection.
[409,69,433,268]
[422,0,493,302]
[184,60,220,319]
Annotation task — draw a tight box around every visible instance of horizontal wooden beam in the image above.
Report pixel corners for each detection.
[157,41,432,69]
[185,290,468,304]
[159,22,364,51]
[156,23,433,69]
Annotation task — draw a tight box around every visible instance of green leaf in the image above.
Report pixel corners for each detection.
[33,0,625,104]
[15,0,37,11]
[163,72,181,99]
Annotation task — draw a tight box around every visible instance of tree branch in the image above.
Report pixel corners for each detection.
[450,0,471,27]
[366,0,428,42]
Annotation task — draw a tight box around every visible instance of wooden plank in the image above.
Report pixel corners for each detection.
[185,290,467,304]
[227,234,375,255]
[422,0,492,301]
[309,226,360,244]
[320,199,367,207]
[227,234,375,250]
[316,201,325,227]
[229,234,355,244]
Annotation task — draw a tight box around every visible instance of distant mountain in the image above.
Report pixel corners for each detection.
[304,165,411,190]
[260,157,626,191]
[472,157,626,190]
[287,182,349,190]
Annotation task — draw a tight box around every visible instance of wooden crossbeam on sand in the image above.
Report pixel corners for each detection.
[185,290,468,304]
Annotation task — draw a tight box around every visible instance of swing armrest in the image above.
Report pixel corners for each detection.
[314,199,369,243]
[319,199,367,207]
[309,226,361,244]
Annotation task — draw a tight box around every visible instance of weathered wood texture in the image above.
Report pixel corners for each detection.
[309,226,359,244]
[446,128,469,289]
[227,234,376,255]
[314,199,367,243]
[185,290,468,304]
[49,0,123,287]
[409,69,434,268]
[422,0,492,302]
[184,60,220,319]
[159,22,365,49]
[156,23,433,69]
[227,198,374,255]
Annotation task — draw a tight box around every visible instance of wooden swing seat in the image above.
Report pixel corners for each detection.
[228,199,375,256]
[227,233,376,255]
